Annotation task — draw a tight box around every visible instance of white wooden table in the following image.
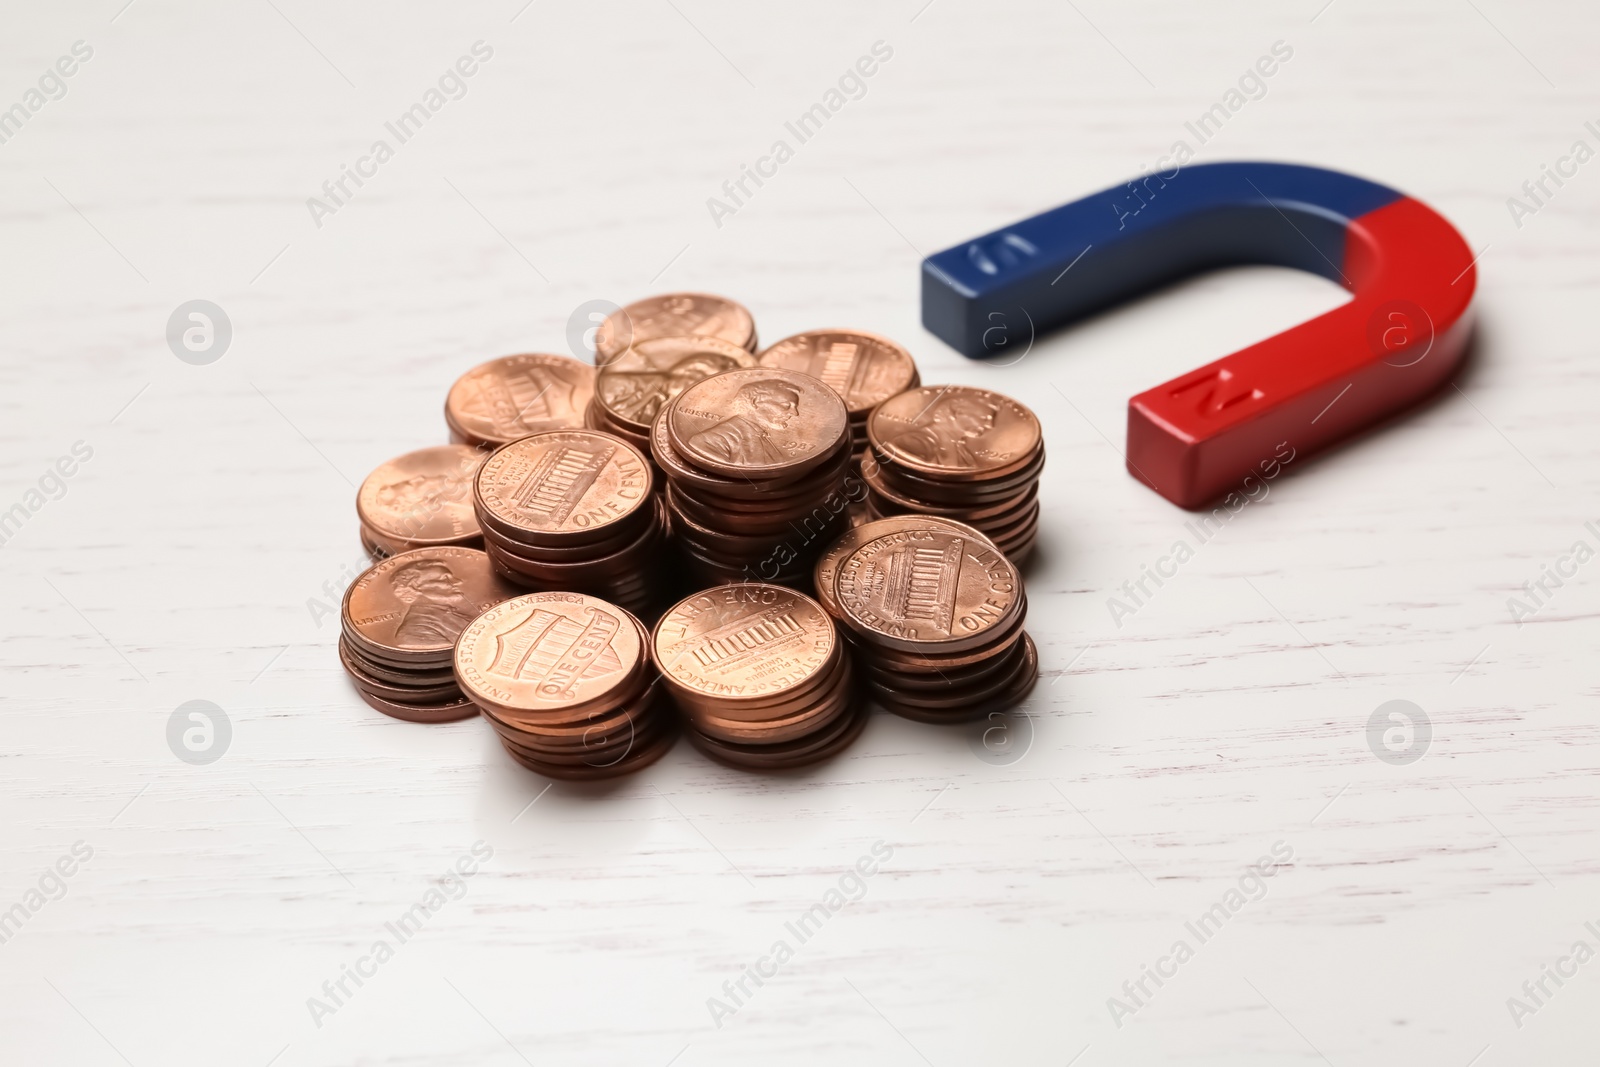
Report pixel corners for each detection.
[3,1,1597,1063]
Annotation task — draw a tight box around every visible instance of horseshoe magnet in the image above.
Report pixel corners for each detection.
[920,162,1476,508]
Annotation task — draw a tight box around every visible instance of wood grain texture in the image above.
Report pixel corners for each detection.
[2,1,1598,1064]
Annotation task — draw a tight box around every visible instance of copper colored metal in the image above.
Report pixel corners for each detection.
[341,547,515,668]
[668,369,848,480]
[868,635,1039,724]
[339,639,463,703]
[867,385,1042,481]
[475,430,653,546]
[592,335,758,439]
[653,584,835,703]
[651,584,865,768]
[857,386,1044,566]
[357,445,484,553]
[687,693,867,771]
[445,354,595,448]
[812,515,997,620]
[456,593,675,778]
[834,525,1022,654]
[456,592,645,713]
[353,687,479,724]
[594,293,757,367]
[757,330,919,422]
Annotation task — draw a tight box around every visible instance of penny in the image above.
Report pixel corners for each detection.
[342,547,515,666]
[445,354,595,448]
[687,694,867,771]
[500,720,666,767]
[362,522,484,562]
[455,592,645,717]
[866,639,1031,710]
[671,643,847,724]
[594,293,757,366]
[459,593,679,779]
[813,516,998,619]
[593,336,758,438]
[357,445,485,551]
[484,554,653,602]
[863,461,1039,519]
[491,707,656,760]
[492,678,665,749]
[338,639,459,686]
[834,524,1022,653]
[475,430,653,546]
[484,501,664,578]
[487,695,650,749]
[871,635,1038,724]
[757,330,919,419]
[867,385,1042,481]
[651,395,851,499]
[666,498,846,554]
[863,652,1016,693]
[693,693,848,746]
[339,639,464,703]
[867,491,1038,557]
[978,501,1041,544]
[853,590,1028,660]
[498,718,677,780]
[655,381,854,590]
[481,509,645,562]
[666,489,854,547]
[668,369,848,480]
[867,444,1045,502]
[359,524,390,561]
[582,402,652,457]
[653,584,835,702]
[667,469,856,516]
[689,661,853,740]
[354,687,479,724]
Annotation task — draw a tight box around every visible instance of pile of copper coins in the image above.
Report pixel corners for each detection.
[653,584,866,770]
[657,368,853,587]
[338,546,511,723]
[472,429,668,617]
[339,291,1045,779]
[817,516,1036,724]
[864,385,1044,562]
[454,592,677,779]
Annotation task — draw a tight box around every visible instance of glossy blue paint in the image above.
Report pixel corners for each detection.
[920,161,1405,358]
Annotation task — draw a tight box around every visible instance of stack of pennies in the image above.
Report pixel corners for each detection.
[863,385,1044,562]
[826,518,1038,724]
[757,329,919,463]
[654,368,853,587]
[585,335,758,458]
[444,353,595,449]
[339,546,514,722]
[454,591,676,780]
[652,584,865,770]
[472,428,668,617]
[594,292,757,367]
[356,445,485,559]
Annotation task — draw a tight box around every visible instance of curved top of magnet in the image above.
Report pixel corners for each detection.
[921,161,1455,356]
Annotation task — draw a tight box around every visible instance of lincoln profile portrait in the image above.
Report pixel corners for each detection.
[686,378,802,467]
[390,559,475,646]
[888,391,999,469]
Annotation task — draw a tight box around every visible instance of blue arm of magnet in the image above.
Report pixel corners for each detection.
[920,161,1405,358]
